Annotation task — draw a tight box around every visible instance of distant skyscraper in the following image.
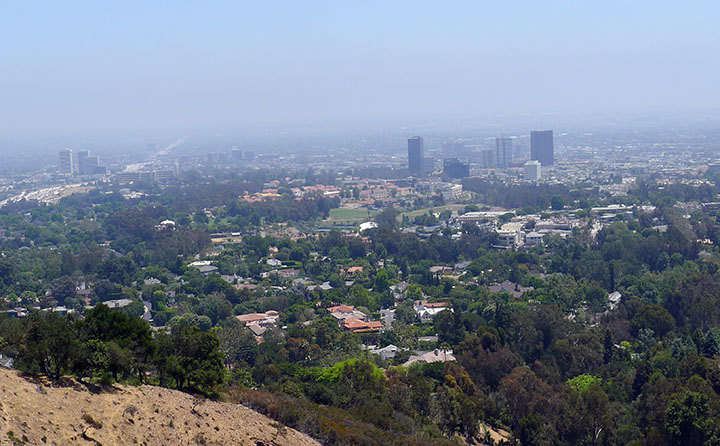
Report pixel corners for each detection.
[481,149,495,168]
[408,136,424,175]
[59,148,73,174]
[524,160,542,181]
[530,130,554,166]
[76,150,90,175]
[495,137,512,168]
[85,155,100,173]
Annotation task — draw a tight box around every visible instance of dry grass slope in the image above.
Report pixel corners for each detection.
[0,367,319,446]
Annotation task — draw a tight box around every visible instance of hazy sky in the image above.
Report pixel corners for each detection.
[1,1,719,136]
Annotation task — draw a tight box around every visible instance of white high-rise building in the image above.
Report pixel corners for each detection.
[524,160,542,181]
[59,149,73,174]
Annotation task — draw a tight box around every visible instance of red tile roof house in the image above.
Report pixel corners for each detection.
[342,318,383,333]
[343,266,364,276]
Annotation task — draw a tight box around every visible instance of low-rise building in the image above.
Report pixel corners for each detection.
[524,160,542,181]
[368,344,399,361]
[403,349,456,367]
[328,305,367,321]
[236,310,279,326]
[413,300,451,323]
[488,280,534,298]
[342,317,383,333]
[496,230,520,249]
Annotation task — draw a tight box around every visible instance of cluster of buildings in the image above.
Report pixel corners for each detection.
[115,170,176,183]
[407,130,554,182]
[59,148,106,176]
[328,305,383,333]
[236,310,280,338]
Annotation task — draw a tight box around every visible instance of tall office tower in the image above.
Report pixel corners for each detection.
[146,143,156,153]
[59,148,73,174]
[408,136,424,175]
[481,149,496,168]
[85,155,100,173]
[524,160,542,181]
[530,130,554,166]
[76,150,90,175]
[495,137,512,168]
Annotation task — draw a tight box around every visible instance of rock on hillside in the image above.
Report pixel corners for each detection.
[0,367,319,446]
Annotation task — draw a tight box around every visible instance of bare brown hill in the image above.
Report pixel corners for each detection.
[0,367,319,446]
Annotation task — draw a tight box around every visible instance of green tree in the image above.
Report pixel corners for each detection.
[17,311,77,379]
[550,195,565,211]
[374,207,399,230]
[665,391,711,446]
[631,303,676,338]
[219,321,258,366]
[49,276,77,306]
[374,268,390,293]
[157,325,226,394]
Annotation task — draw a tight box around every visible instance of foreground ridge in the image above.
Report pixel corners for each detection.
[0,367,319,446]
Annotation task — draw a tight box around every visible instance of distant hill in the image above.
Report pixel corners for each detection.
[0,367,319,446]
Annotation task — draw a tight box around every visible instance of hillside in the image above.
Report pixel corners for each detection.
[0,367,319,446]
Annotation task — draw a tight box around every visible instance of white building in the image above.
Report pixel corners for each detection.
[368,344,400,361]
[524,160,542,181]
[525,232,545,246]
[413,300,451,323]
[403,349,456,367]
[496,230,520,249]
[441,184,463,201]
[59,148,73,175]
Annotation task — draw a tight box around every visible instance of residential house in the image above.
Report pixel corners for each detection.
[488,280,534,298]
[380,309,395,329]
[368,344,399,361]
[343,266,364,276]
[236,310,280,341]
[403,349,456,367]
[236,310,279,326]
[608,291,622,310]
[328,305,367,321]
[307,282,333,292]
[196,265,219,275]
[413,300,451,323]
[102,299,134,309]
[390,282,409,301]
[342,318,383,333]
